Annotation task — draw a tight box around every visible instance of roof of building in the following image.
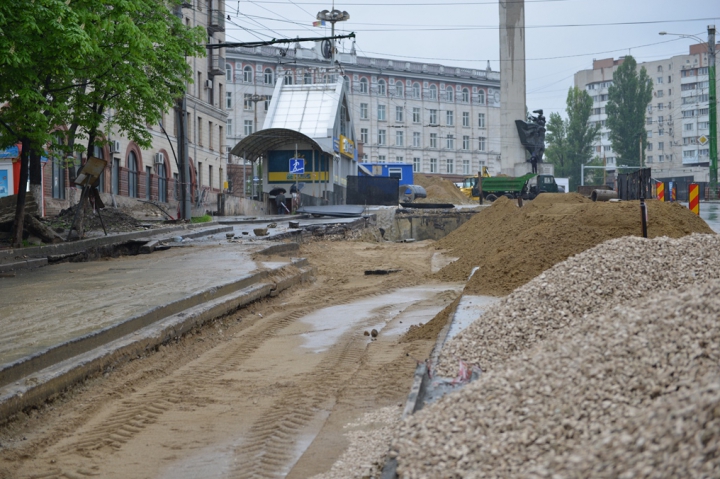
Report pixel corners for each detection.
[263,81,343,140]
[229,128,327,160]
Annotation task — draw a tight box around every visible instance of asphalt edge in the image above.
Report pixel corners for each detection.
[0,258,314,421]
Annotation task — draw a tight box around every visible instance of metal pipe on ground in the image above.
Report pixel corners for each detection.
[591,189,618,202]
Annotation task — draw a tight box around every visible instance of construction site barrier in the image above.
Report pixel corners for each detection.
[656,181,664,201]
[689,183,699,215]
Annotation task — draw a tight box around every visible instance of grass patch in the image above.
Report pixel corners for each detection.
[191,214,212,224]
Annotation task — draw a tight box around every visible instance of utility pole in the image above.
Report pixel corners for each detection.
[708,25,717,197]
[316,3,350,69]
[639,136,643,169]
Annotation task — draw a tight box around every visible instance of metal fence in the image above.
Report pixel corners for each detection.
[346,176,399,206]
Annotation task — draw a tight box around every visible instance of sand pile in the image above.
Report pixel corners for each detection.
[412,175,473,205]
[392,234,720,478]
[434,194,713,296]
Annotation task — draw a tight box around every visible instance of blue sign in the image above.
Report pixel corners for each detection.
[289,158,305,175]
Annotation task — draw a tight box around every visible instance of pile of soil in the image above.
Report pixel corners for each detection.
[412,175,473,205]
[434,194,714,296]
[54,206,143,233]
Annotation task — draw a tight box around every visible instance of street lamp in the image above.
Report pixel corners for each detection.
[316,4,350,65]
[660,26,717,197]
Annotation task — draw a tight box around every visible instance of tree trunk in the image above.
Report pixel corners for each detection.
[71,125,99,239]
[10,137,30,247]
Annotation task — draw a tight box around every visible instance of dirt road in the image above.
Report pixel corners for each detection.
[0,239,460,479]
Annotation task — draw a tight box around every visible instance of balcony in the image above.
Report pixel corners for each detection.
[209,54,225,77]
[207,9,225,34]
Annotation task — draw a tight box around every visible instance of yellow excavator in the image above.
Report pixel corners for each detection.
[459,166,491,198]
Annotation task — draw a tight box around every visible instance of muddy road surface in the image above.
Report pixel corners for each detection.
[0,240,460,479]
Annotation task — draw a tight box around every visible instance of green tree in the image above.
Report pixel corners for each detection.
[544,87,600,190]
[605,55,654,167]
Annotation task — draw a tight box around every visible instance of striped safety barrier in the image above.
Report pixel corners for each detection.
[689,183,699,215]
[656,181,664,201]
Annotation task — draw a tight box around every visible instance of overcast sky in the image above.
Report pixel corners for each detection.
[224,0,719,117]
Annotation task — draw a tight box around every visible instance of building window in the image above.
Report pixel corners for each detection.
[226,119,232,136]
[359,77,369,94]
[658,103,664,110]
[462,135,470,150]
[646,117,653,125]
[225,64,232,82]
[446,158,454,173]
[657,76,663,84]
[429,109,437,124]
[462,88,469,103]
[446,86,454,102]
[478,113,486,128]
[284,72,293,84]
[360,128,368,143]
[394,157,403,164]
[244,120,253,135]
[127,151,138,198]
[378,129,386,145]
[647,130,653,138]
[658,155,664,162]
[429,158,437,173]
[413,132,421,147]
[226,91,232,109]
[304,72,312,84]
[377,79,386,96]
[360,103,368,120]
[378,155,386,161]
[446,135,454,149]
[428,84,437,100]
[413,157,420,172]
[396,106,404,122]
[157,163,167,203]
[412,107,421,123]
[658,142,664,151]
[657,90,664,98]
[243,66,253,83]
[430,133,437,148]
[478,137,486,151]
[264,68,274,84]
[145,166,152,200]
[462,159,470,174]
[684,123,694,131]
[462,111,470,127]
[647,143,653,151]
[244,94,253,110]
[446,110,454,126]
[378,104,386,121]
[395,82,404,97]
[412,82,421,98]
[396,130,404,147]
[478,89,485,104]
[264,95,272,111]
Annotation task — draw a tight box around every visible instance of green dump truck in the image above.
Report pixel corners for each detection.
[465,173,559,201]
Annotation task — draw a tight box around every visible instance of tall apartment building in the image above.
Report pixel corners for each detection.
[44,0,228,214]
[225,43,502,178]
[574,43,719,183]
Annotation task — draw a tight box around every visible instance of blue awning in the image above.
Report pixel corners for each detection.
[0,145,19,159]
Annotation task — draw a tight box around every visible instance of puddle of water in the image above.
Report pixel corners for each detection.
[300,285,456,352]
[447,295,500,341]
[383,302,451,336]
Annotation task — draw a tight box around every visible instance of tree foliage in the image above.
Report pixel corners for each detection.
[544,87,600,190]
[0,0,205,245]
[605,55,654,167]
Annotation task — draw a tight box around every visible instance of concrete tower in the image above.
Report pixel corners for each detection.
[499,0,528,175]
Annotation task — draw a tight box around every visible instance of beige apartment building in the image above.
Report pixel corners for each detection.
[225,43,502,179]
[574,42,719,183]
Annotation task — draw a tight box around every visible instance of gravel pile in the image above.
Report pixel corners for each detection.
[310,406,401,479]
[436,233,720,377]
[393,278,720,477]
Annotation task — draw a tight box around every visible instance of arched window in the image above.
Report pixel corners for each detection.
[377,79,386,96]
[395,82,404,97]
[462,88,469,103]
[264,68,274,84]
[157,162,167,203]
[127,151,138,198]
[412,82,420,98]
[428,84,437,100]
[243,65,253,83]
[359,77,368,94]
[225,63,232,82]
[478,89,485,105]
[446,86,454,102]
[284,72,293,85]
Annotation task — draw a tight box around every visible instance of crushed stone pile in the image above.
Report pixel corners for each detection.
[412,175,473,205]
[393,279,720,478]
[434,194,714,296]
[437,233,720,376]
